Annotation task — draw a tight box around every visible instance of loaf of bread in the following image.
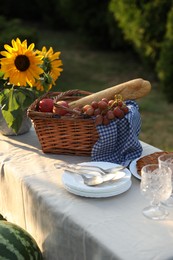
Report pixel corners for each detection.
[69,78,151,108]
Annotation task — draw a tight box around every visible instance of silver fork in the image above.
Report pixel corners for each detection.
[54,162,126,175]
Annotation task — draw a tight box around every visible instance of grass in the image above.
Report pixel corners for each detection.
[36,26,173,151]
[138,89,173,151]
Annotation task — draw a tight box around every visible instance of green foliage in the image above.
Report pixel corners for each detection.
[56,0,129,50]
[33,0,68,29]
[1,1,173,102]
[0,16,38,49]
[0,87,39,133]
[0,1,128,50]
[109,0,171,63]
[109,0,173,102]
[156,7,173,102]
[0,0,39,22]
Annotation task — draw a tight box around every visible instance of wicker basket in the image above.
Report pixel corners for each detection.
[27,90,99,156]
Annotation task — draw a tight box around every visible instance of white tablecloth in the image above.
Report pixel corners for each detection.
[0,127,173,260]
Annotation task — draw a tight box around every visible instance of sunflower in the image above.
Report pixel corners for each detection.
[34,74,53,92]
[38,46,63,87]
[0,38,44,87]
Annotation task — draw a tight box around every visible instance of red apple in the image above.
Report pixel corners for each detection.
[39,98,54,112]
[53,100,69,116]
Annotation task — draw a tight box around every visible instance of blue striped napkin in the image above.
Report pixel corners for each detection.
[91,100,142,165]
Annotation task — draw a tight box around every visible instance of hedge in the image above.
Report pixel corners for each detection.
[1,1,173,101]
[109,0,173,102]
[0,16,38,50]
[156,7,173,102]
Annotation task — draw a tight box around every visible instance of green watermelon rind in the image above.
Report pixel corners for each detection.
[0,221,43,260]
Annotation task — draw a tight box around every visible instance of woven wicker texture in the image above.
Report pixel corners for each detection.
[27,90,99,156]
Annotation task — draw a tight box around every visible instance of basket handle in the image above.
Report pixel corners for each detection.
[53,90,93,116]
[54,89,92,102]
[27,89,92,114]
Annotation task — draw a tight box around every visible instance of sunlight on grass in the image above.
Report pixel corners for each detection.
[138,88,173,150]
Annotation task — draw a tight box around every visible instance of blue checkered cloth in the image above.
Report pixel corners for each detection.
[91,100,142,165]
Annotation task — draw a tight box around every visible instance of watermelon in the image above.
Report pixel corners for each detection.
[0,221,43,260]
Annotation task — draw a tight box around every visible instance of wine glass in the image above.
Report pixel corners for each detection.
[140,164,172,220]
[158,154,173,206]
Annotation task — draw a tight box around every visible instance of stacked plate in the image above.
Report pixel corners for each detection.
[62,161,132,198]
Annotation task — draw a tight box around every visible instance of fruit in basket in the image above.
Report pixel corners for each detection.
[102,115,110,125]
[95,114,103,125]
[0,220,43,259]
[53,100,69,116]
[98,100,108,110]
[113,106,124,119]
[108,99,114,106]
[39,98,54,112]
[80,94,129,126]
[106,110,115,120]
[83,104,94,116]
[82,104,92,112]
[121,104,129,114]
[101,98,108,103]
[91,101,98,109]
[94,108,101,116]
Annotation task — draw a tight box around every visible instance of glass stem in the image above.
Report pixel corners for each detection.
[150,199,160,208]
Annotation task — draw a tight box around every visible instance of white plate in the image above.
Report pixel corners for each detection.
[129,159,141,180]
[63,179,132,198]
[62,161,132,197]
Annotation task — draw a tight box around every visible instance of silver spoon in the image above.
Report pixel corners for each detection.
[78,171,126,186]
[54,162,126,175]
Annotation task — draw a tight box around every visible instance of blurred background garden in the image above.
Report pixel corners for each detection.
[0,0,173,150]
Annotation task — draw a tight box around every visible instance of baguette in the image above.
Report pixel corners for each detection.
[69,78,151,108]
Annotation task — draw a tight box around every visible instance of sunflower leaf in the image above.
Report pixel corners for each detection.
[1,109,24,133]
[1,88,19,110]
[16,87,39,108]
[0,88,25,133]
[0,87,39,133]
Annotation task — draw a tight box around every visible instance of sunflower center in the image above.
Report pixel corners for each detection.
[14,55,30,71]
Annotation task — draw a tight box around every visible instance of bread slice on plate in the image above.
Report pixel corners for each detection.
[136,151,173,176]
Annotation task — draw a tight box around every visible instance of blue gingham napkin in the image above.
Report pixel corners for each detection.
[91,100,142,165]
